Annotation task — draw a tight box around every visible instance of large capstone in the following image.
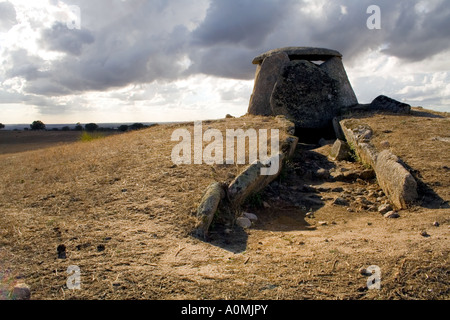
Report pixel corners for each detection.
[248,47,358,129]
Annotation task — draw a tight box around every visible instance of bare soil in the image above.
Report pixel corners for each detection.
[0,130,118,155]
[0,112,448,300]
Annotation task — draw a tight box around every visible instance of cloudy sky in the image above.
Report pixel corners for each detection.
[0,0,449,124]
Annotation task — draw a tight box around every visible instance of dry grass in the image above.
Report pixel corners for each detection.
[0,112,448,300]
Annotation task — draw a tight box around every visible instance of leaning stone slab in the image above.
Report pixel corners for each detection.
[329,139,352,161]
[332,117,346,140]
[195,182,226,238]
[248,52,290,116]
[375,150,418,210]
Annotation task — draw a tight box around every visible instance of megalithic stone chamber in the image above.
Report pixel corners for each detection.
[248,47,358,129]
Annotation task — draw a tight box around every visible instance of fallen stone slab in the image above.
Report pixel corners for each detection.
[339,119,418,210]
[375,150,418,210]
[340,96,411,116]
[194,117,298,236]
[339,120,378,168]
[228,152,285,208]
[195,182,227,238]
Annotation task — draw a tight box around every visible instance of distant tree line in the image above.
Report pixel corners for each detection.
[22,120,152,132]
[30,120,46,130]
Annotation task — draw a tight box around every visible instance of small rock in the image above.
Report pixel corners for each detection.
[347,208,354,212]
[384,211,400,219]
[333,197,349,206]
[263,201,271,208]
[331,187,344,192]
[357,196,373,205]
[380,140,390,149]
[378,203,393,214]
[57,244,66,259]
[357,286,368,292]
[315,168,329,179]
[97,244,106,252]
[359,268,371,276]
[318,221,328,226]
[243,212,258,221]
[12,283,31,300]
[420,231,430,237]
[236,217,252,229]
[305,212,314,218]
[432,221,440,227]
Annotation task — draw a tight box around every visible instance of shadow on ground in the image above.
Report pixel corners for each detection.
[401,161,450,209]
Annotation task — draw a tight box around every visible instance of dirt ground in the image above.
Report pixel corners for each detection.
[0,111,448,300]
[0,130,119,155]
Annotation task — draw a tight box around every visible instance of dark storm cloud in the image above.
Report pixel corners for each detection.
[381,1,450,61]
[191,0,290,48]
[40,22,95,56]
[2,0,450,97]
[4,49,47,81]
